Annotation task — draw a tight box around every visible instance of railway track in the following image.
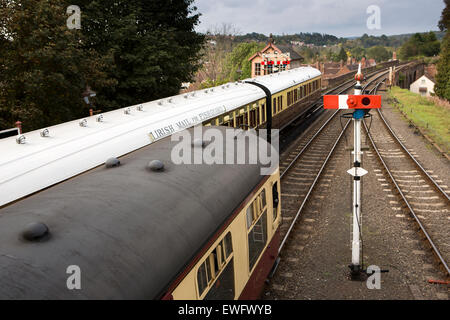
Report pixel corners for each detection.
[277,70,390,254]
[363,96,450,277]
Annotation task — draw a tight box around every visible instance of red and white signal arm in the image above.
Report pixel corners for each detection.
[324,95,381,109]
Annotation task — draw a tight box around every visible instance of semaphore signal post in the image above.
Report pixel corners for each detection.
[323,64,381,279]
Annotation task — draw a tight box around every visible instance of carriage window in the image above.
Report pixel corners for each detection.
[261,189,266,208]
[246,206,254,229]
[261,104,266,123]
[197,232,234,299]
[224,232,232,258]
[248,210,268,271]
[197,263,208,295]
[204,258,235,300]
[272,182,279,222]
[246,189,267,229]
[272,98,276,114]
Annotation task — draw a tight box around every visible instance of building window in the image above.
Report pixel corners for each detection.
[267,64,273,74]
[255,63,261,76]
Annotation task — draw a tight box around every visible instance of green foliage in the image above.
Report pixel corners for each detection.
[399,32,441,60]
[439,0,450,31]
[436,0,450,100]
[0,0,114,131]
[350,47,366,60]
[234,32,341,46]
[0,0,204,131]
[79,0,204,111]
[223,42,265,81]
[337,47,347,62]
[366,46,391,62]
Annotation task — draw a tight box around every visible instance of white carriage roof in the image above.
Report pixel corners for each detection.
[0,67,321,207]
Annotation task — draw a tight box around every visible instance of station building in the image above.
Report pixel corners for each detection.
[248,35,303,78]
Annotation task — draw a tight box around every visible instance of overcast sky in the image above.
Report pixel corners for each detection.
[193,0,445,37]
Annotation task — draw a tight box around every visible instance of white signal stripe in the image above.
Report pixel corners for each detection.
[338,95,349,109]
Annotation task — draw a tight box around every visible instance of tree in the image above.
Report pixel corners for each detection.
[338,47,347,62]
[399,31,440,60]
[436,0,450,100]
[223,42,264,81]
[367,46,391,62]
[77,0,205,111]
[0,0,113,131]
[350,47,366,60]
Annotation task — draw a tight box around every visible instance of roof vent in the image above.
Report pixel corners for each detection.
[16,135,26,144]
[40,128,50,137]
[105,157,120,168]
[96,115,104,122]
[147,160,164,172]
[22,222,49,241]
[167,98,173,103]
[79,119,87,127]
[184,94,189,99]
[124,107,131,115]
[136,105,144,111]
[158,100,163,105]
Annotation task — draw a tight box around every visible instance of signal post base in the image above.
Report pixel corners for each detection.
[349,264,367,281]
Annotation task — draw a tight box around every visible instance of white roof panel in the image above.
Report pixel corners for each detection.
[0,67,321,207]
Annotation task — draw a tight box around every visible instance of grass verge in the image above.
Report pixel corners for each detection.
[387,87,450,155]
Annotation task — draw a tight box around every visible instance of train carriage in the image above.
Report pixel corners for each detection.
[0,127,281,299]
[0,66,321,208]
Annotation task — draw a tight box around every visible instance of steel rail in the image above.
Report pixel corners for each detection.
[277,70,401,254]
[376,109,450,202]
[281,68,391,178]
[279,119,351,253]
[363,81,450,277]
[363,119,450,276]
[280,108,339,179]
